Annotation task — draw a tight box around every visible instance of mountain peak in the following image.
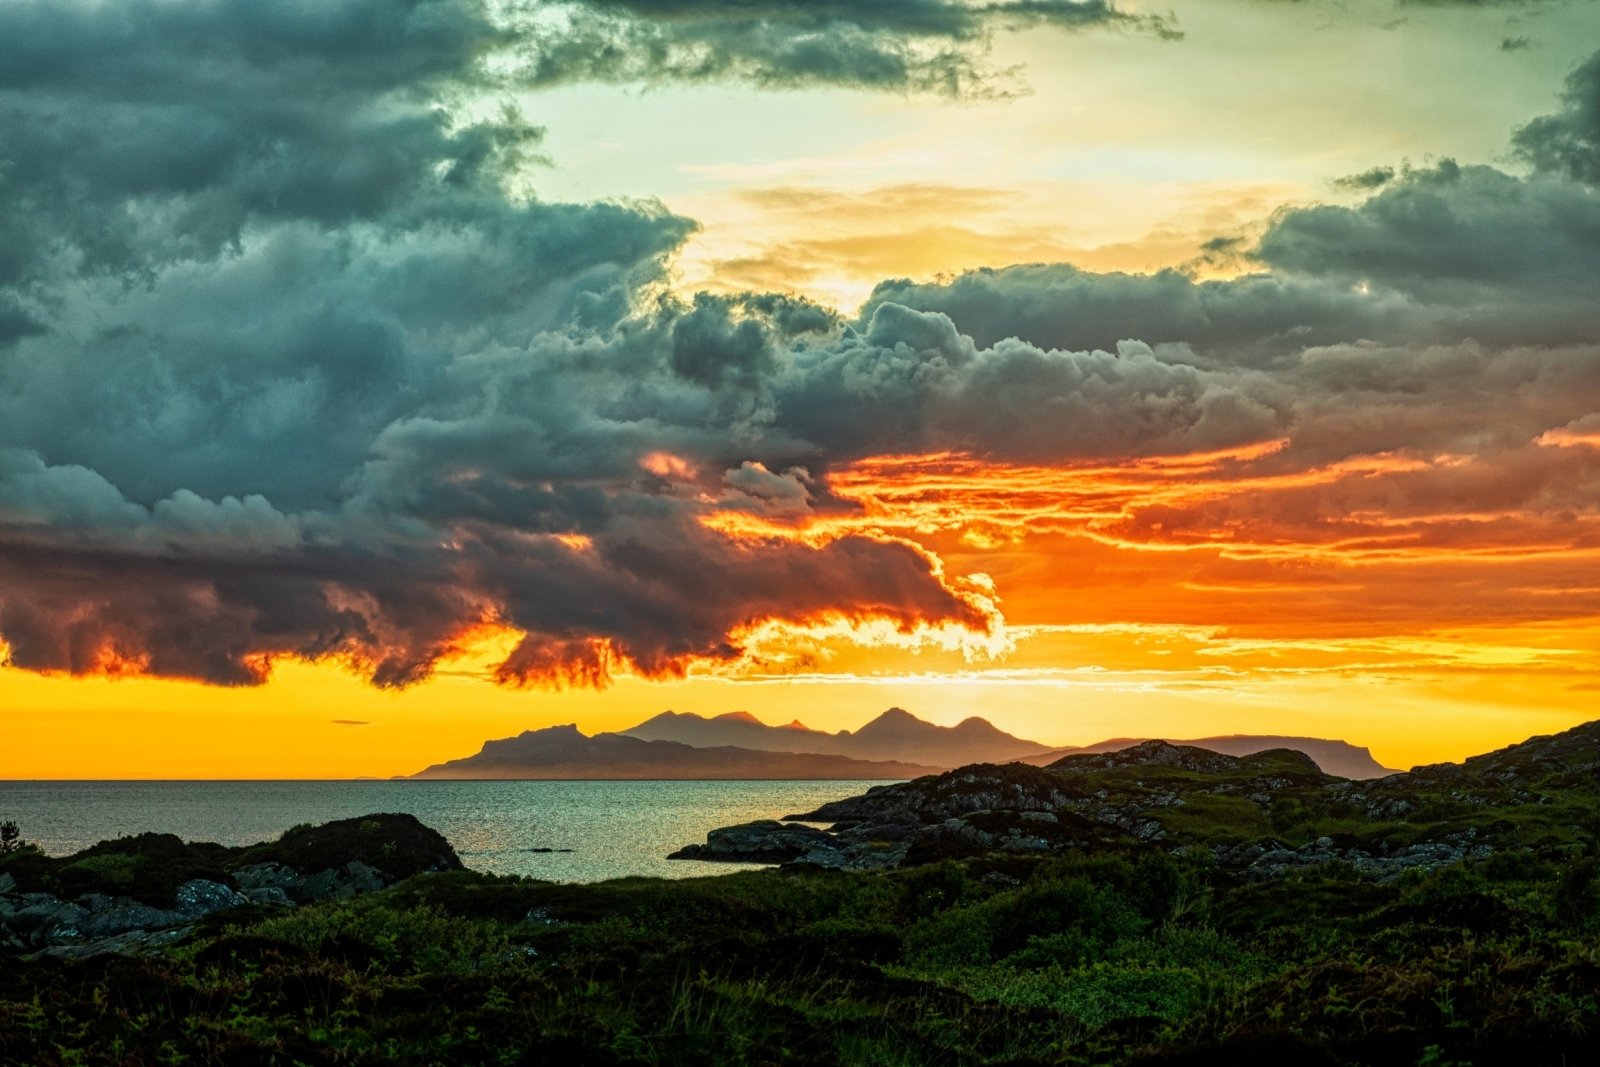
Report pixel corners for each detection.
[781,719,810,731]
[714,711,763,725]
[953,716,1006,734]
[633,710,688,726]
[852,708,926,738]
[524,723,583,738]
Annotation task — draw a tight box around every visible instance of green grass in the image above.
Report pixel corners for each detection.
[4,847,1600,1065]
[1151,794,1272,845]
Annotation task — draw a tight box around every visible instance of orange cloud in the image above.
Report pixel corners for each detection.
[701,440,1600,645]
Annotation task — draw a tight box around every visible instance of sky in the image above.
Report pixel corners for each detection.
[2,0,1599,778]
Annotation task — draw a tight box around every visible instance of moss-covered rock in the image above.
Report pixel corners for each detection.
[235,813,462,884]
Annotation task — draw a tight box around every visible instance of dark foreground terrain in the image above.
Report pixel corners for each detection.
[4,722,1600,1066]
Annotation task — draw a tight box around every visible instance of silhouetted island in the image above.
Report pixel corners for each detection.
[411,707,1397,780]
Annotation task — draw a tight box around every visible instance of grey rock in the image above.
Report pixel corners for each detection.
[1020,811,1059,824]
[174,879,248,917]
[0,871,16,894]
[295,869,344,901]
[233,862,300,892]
[77,892,119,913]
[28,925,190,962]
[296,860,390,902]
[669,820,840,864]
[245,887,293,906]
[10,900,91,943]
[855,821,915,842]
[789,849,850,870]
[82,903,183,939]
[342,860,385,894]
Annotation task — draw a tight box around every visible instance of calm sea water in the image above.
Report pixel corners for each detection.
[0,780,890,883]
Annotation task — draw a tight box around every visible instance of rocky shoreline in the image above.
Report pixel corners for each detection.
[0,813,460,959]
[669,736,1569,879]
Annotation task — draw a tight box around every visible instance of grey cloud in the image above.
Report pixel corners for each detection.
[1513,48,1600,182]
[0,0,521,298]
[862,159,1600,359]
[1254,161,1600,312]
[512,1,1173,97]
[860,265,1414,362]
[1333,166,1396,191]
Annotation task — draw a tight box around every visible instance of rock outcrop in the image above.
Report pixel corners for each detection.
[667,821,843,865]
[0,814,461,959]
[671,723,1600,878]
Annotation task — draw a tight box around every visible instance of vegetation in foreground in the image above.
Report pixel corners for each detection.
[3,724,1600,1066]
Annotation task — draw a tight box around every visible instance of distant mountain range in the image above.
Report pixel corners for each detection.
[407,708,1398,781]
[406,724,943,780]
[622,707,1054,767]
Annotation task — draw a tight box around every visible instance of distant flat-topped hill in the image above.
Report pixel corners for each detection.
[1018,734,1398,780]
[406,724,943,780]
[621,707,1054,767]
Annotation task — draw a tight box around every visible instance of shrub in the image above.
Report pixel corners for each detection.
[1555,856,1599,928]
[58,853,140,892]
[248,900,519,975]
[988,878,1143,959]
[896,861,974,919]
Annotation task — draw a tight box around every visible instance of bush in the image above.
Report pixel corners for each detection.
[1555,857,1599,928]
[0,820,28,857]
[896,861,974,919]
[988,878,1143,959]
[247,899,519,975]
[58,853,139,892]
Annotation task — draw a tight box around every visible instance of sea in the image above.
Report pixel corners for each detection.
[0,780,891,883]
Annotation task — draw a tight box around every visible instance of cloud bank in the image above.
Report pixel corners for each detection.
[1,1,1597,690]
[512,1,1173,96]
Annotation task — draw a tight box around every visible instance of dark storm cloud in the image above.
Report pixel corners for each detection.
[0,0,995,688]
[2,3,1598,690]
[0,0,517,293]
[512,0,1175,96]
[1513,48,1600,182]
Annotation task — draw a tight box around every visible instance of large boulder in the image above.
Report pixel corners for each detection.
[236,814,463,884]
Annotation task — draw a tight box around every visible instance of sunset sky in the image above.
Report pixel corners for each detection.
[3,0,1599,778]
